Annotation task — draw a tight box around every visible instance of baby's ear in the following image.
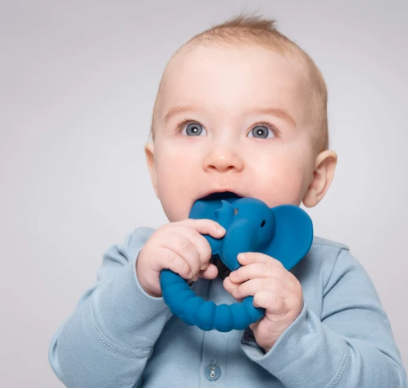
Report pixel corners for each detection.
[303,150,337,208]
[144,143,159,198]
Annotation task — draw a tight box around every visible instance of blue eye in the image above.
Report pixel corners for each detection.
[248,124,274,139]
[182,122,206,136]
[177,119,277,138]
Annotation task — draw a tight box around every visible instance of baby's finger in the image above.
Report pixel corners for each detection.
[223,277,243,302]
[238,252,283,266]
[161,229,202,277]
[165,224,211,275]
[230,261,287,284]
[198,263,218,280]
[180,218,226,239]
[158,246,194,280]
[229,277,288,300]
[176,219,225,271]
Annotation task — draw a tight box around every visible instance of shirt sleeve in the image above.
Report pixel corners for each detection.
[240,248,407,387]
[48,227,172,388]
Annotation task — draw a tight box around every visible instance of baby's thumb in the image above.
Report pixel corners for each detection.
[199,263,218,280]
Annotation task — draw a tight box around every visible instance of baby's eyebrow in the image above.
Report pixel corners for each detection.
[163,105,296,128]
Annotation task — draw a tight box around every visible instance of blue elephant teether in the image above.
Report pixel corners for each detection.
[159,192,313,332]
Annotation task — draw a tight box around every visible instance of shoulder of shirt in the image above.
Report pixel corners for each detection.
[301,236,354,286]
[311,235,350,251]
[296,235,352,276]
[128,226,156,241]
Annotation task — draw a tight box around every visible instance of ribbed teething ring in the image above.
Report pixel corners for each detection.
[160,269,265,332]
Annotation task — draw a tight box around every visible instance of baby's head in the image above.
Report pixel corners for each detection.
[145,13,337,222]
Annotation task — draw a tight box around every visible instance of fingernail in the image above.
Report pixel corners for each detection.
[217,227,226,234]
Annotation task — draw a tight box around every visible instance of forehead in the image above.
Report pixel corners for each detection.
[159,44,308,122]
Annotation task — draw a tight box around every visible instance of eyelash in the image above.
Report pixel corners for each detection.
[175,118,280,137]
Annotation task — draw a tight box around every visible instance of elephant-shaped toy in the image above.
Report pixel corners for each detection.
[159,192,313,332]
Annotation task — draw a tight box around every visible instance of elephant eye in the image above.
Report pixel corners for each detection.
[261,220,266,227]
[234,208,239,215]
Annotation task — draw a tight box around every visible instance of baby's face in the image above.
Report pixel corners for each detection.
[146,44,320,222]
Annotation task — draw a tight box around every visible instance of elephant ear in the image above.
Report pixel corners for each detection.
[266,205,313,270]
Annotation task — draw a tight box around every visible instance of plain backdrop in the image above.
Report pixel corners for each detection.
[0,0,407,386]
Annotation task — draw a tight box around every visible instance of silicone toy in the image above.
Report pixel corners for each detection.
[160,192,313,332]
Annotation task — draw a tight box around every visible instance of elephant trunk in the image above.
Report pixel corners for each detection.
[220,219,259,271]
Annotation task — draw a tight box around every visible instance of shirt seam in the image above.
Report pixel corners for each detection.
[86,299,152,359]
[326,350,351,388]
[312,243,349,250]
[322,247,345,296]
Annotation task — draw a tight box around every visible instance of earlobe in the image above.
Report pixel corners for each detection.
[144,143,159,199]
[302,150,338,208]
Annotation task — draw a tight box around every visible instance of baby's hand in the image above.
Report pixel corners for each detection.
[136,219,226,298]
[223,252,303,353]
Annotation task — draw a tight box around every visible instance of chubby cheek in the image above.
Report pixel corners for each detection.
[252,153,308,207]
[154,148,198,222]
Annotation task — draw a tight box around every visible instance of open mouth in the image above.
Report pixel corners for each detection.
[199,191,242,202]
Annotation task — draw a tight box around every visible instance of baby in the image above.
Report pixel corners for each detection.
[49,13,407,387]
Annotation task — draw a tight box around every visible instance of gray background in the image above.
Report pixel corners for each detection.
[1,0,407,386]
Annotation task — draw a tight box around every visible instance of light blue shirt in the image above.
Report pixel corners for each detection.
[49,227,407,387]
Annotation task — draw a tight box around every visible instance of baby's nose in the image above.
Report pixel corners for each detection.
[203,149,244,172]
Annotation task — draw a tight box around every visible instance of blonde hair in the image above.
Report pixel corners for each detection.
[147,11,329,155]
